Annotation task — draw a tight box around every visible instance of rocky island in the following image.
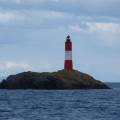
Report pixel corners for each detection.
[0,70,110,89]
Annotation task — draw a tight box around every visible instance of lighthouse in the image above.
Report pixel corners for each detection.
[64,35,73,71]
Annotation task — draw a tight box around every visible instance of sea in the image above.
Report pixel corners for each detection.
[0,83,120,120]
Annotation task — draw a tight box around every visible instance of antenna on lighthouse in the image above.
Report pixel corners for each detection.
[64,35,73,71]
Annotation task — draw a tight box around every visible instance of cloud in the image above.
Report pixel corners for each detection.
[28,10,66,19]
[69,24,83,32]
[5,62,30,69]
[69,22,120,33]
[0,0,120,18]
[0,7,119,31]
[0,9,68,28]
[0,12,16,23]
[0,0,21,4]
[86,22,120,33]
[23,0,60,3]
[0,61,31,71]
[0,61,33,76]
[69,22,120,47]
[0,0,60,5]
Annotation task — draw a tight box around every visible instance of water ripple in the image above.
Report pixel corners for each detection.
[0,89,120,120]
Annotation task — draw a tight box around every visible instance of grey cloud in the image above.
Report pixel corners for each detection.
[0,0,120,17]
[0,9,120,30]
[0,0,120,30]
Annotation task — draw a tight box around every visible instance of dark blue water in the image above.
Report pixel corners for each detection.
[0,85,120,120]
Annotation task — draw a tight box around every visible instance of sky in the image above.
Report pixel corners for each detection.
[0,0,120,82]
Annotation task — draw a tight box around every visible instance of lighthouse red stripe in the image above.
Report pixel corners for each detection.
[65,42,72,51]
[64,60,73,71]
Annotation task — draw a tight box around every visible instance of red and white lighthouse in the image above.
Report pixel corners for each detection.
[64,35,73,71]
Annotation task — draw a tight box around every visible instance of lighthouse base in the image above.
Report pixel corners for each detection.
[64,60,73,71]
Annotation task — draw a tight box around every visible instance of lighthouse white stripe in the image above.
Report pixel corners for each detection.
[65,51,72,60]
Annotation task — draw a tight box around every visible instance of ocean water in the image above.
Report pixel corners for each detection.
[0,84,120,120]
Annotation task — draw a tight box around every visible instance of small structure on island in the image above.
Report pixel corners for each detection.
[64,35,73,71]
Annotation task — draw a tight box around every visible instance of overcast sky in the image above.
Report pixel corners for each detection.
[0,0,120,82]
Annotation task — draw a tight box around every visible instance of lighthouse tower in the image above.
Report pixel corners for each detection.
[64,35,73,71]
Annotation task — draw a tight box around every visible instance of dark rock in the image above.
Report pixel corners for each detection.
[0,70,110,89]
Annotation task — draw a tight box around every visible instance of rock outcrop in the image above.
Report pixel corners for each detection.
[0,70,110,89]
